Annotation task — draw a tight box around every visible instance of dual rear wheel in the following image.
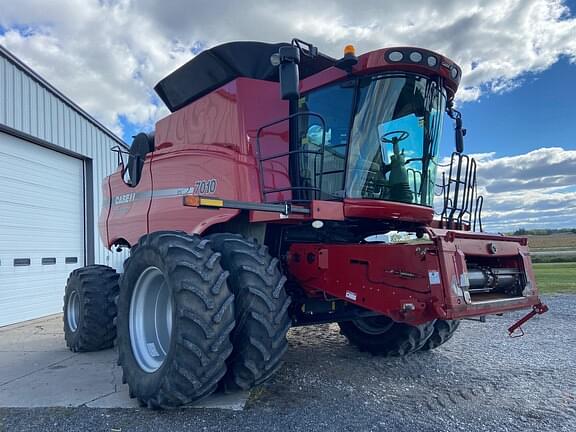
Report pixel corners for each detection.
[63,265,119,352]
[63,231,460,408]
[116,231,290,408]
[116,232,236,408]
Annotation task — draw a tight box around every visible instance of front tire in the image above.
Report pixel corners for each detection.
[63,265,119,352]
[117,231,235,408]
[208,233,291,392]
[420,320,460,350]
[339,316,435,356]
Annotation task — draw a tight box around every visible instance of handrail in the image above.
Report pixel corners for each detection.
[256,111,327,203]
[439,152,484,231]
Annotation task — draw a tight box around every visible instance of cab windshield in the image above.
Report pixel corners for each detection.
[297,73,446,207]
[346,74,446,206]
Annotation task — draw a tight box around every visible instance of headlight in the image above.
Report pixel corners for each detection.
[388,51,404,62]
[450,66,459,79]
[409,51,423,62]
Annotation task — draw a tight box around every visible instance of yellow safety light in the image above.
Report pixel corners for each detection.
[199,198,224,208]
[344,44,356,56]
[183,195,224,208]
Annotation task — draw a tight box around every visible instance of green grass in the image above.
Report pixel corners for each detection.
[531,254,576,263]
[533,262,576,293]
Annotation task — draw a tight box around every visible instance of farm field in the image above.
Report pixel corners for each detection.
[526,233,576,251]
[533,262,576,293]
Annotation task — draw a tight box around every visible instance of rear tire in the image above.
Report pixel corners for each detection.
[117,231,235,408]
[339,316,435,356]
[208,233,291,392]
[63,265,119,352]
[420,320,460,350]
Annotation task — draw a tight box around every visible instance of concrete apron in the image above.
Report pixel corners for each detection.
[0,315,248,410]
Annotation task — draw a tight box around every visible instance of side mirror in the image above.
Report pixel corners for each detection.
[271,46,300,100]
[111,145,128,168]
[455,117,465,153]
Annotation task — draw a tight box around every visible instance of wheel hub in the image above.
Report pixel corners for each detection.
[353,316,395,335]
[129,266,174,373]
[67,290,80,332]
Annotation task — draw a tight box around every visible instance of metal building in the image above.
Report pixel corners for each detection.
[0,45,128,326]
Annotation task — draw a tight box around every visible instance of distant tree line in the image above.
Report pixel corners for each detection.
[531,255,576,263]
[511,228,576,236]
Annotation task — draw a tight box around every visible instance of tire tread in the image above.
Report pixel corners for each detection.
[420,320,461,350]
[207,233,291,391]
[63,265,119,352]
[339,319,435,356]
[117,231,235,408]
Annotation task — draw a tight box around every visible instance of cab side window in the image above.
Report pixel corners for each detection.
[298,82,355,199]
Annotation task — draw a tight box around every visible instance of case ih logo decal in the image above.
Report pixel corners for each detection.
[112,179,218,206]
[114,192,136,205]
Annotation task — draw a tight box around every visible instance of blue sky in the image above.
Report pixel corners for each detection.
[131,56,576,152]
[118,115,141,142]
[3,5,572,156]
[448,57,576,158]
[0,0,575,230]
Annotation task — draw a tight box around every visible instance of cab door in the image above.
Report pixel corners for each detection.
[297,81,355,200]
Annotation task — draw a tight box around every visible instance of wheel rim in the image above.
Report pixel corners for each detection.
[129,266,174,373]
[353,316,395,335]
[67,290,80,332]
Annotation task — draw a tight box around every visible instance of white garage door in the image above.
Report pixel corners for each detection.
[0,132,85,326]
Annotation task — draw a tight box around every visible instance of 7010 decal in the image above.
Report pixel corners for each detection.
[193,179,217,195]
[174,179,218,197]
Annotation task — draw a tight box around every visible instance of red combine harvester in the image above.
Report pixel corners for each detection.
[62,40,547,408]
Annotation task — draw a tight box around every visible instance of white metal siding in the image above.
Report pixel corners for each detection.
[0,133,84,326]
[0,49,127,275]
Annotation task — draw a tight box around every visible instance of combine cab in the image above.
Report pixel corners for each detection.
[62,39,546,408]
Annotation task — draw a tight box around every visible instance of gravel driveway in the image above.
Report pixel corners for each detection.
[1,294,574,432]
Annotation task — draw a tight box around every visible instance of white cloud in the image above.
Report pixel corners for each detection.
[0,0,575,135]
[0,1,574,229]
[436,147,576,231]
[0,0,191,135]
